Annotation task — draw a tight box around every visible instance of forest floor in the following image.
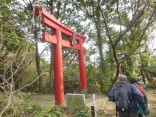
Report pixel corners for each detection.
[31,89,156,117]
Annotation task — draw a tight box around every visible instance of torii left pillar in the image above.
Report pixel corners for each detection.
[34,6,87,105]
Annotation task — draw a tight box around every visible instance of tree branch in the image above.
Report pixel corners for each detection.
[115,3,148,46]
[120,5,156,63]
[0,92,13,117]
[14,71,46,93]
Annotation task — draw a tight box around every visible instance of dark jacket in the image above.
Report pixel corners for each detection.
[108,81,145,113]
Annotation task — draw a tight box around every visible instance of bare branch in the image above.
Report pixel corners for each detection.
[0,92,13,117]
[71,0,94,18]
[14,70,47,93]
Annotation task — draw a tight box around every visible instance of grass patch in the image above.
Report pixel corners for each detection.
[0,92,91,117]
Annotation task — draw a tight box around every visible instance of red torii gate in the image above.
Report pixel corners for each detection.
[34,6,87,105]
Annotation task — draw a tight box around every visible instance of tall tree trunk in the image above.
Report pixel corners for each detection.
[48,0,61,93]
[143,69,152,83]
[96,33,105,74]
[140,67,146,84]
[49,45,54,93]
[34,21,43,92]
[49,0,55,94]
[94,5,105,74]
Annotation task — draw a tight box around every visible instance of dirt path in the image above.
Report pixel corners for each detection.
[31,90,156,117]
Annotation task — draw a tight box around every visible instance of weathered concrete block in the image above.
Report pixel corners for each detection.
[65,93,85,107]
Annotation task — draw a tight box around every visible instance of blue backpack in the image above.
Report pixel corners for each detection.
[114,85,130,112]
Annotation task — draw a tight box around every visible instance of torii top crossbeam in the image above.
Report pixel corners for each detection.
[35,6,86,49]
[34,6,87,105]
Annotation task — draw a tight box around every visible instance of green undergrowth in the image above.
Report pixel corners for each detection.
[0,92,91,117]
[1,104,91,117]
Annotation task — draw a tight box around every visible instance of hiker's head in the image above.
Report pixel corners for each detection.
[130,78,137,84]
[137,77,142,82]
[118,75,128,82]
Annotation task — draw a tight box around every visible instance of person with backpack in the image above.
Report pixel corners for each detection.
[134,77,150,117]
[136,77,146,89]
[108,75,145,117]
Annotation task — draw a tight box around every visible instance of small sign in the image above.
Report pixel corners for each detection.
[65,93,85,107]
[70,33,78,46]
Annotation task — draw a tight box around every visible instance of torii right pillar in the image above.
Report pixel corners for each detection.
[78,39,87,90]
